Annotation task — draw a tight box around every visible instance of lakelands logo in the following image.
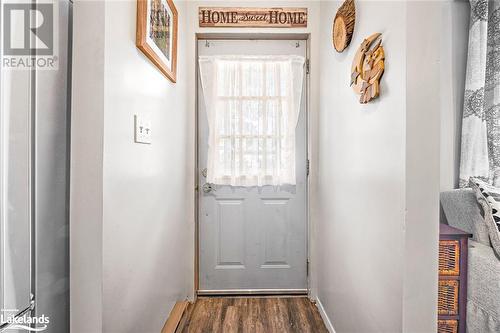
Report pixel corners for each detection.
[2,0,58,69]
[1,309,49,332]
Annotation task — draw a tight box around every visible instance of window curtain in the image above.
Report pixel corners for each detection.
[460,0,500,187]
[199,55,305,186]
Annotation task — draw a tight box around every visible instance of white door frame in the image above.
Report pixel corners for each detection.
[194,33,311,296]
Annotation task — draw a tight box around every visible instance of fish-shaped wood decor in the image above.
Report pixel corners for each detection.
[351,33,385,104]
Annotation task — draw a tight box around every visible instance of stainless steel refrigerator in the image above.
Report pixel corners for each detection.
[0,1,71,331]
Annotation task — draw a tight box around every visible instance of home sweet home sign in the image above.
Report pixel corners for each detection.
[199,8,308,28]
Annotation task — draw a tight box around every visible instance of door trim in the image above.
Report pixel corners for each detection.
[194,33,311,296]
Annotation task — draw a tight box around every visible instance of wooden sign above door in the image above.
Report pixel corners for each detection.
[199,8,308,28]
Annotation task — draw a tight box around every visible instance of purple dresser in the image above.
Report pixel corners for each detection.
[438,224,471,333]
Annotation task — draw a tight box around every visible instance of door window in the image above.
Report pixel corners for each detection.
[199,55,305,186]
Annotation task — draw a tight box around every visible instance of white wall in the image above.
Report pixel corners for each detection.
[404,2,441,331]
[440,0,470,190]
[316,1,407,331]
[70,1,105,332]
[315,1,455,331]
[71,1,193,332]
[102,1,193,332]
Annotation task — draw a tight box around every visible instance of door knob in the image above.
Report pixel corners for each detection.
[202,183,216,193]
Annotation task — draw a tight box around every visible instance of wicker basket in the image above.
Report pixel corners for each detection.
[438,319,458,333]
[438,280,459,315]
[439,240,460,276]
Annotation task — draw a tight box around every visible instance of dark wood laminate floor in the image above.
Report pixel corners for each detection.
[176,297,329,333]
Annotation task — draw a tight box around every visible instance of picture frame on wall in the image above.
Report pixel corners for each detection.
[136,0,178,82]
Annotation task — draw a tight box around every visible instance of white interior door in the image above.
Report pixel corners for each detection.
[198,39,308,293]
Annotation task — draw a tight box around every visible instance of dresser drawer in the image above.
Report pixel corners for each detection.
[439,240,460,276]
[438,320,458,333]
[438,280,459,315]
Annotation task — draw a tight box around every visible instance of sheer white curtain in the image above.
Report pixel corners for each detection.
[199,55,305,186]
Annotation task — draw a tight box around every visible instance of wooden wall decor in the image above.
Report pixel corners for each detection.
[199,8,307,28]
[350,33,385,104]
[333,0,356,52]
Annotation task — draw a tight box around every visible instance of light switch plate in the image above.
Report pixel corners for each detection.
[134,115,152,144]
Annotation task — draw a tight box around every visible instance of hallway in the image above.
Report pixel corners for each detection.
[176,297,328,333]
[0,0,456,332]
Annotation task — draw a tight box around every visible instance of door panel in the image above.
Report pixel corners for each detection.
[216,199,245,268]
[198,39,307,292]
[261,198,290,268]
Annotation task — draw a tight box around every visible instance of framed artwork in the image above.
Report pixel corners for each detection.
[136,0,178,82]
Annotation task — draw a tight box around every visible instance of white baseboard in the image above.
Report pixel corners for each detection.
[315,297,336,333]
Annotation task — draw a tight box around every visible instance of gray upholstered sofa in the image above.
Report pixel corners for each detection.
[441,189,500,333]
